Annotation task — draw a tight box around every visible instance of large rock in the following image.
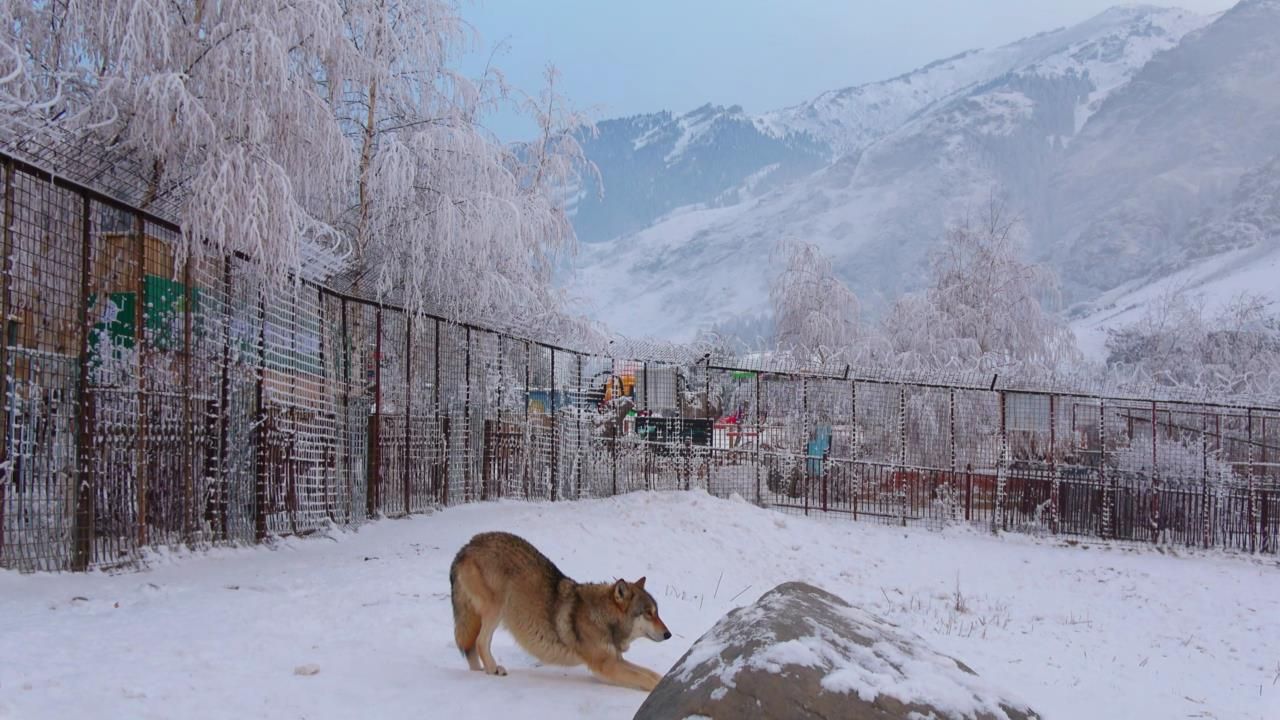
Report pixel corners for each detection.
[634,582,1038,720]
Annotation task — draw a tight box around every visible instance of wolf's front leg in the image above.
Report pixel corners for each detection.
[586,656,663,692]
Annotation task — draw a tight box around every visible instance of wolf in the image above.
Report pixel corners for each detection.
[449,531,672,691]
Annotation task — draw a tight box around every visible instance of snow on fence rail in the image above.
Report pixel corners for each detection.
[0,153,1277,572]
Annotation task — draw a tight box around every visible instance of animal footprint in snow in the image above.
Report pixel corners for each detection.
[293,664,321,676]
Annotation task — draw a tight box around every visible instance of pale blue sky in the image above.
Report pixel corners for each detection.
[461,0,1236,140]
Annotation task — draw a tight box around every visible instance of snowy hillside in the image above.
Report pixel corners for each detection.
[1070,144,1280,361]
[3,492,1275,720]
[571,4,1214,340]
[1071,243,1280,360]
[568,105,826,243]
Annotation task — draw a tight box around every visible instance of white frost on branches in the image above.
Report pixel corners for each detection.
[352,61,592,329]
[1105,289,1280,399]
[1,0,594,335]
[883,198,1079,375]
[2,0,359,276]
[769,239,864,365]
[753,201,1085,382]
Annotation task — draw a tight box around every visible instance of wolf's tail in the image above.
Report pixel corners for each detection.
[450,554,481,658]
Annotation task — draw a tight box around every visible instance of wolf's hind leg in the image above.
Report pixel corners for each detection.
[455,562,507,677]
[451,560,489,672]
[476,608,508,677]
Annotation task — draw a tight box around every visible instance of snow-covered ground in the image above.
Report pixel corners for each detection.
[2,492,1277,720]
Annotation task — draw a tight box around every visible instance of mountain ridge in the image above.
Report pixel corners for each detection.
[567,3,1278,346]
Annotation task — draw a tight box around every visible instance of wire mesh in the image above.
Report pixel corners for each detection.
[2,150,1279,572]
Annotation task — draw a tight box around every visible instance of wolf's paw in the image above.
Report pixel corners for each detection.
[640,670,661,691]
[487,665,508,677]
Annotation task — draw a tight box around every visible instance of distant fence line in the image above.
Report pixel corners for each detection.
[0,151,1276,572]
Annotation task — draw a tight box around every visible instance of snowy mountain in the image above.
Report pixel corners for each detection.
[1047,0,1280,300]
[569,105,826,243]
[1071,151,1280,361]
[755,5,1203,155]
[569,3,1232,341]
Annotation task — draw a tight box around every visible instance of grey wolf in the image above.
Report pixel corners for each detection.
[449,531,672,691]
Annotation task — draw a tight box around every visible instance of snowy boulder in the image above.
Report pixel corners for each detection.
[634,582,1038,720]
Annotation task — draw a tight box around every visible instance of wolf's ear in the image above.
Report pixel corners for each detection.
[613,578,631,604]
[634,576,646,590]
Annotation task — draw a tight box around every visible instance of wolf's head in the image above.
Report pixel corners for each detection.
[613,577,672,643]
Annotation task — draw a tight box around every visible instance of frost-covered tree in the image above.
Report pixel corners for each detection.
[1110,432,1239,485]
[884,198,1079,372]
[879,292,967,373]
[1,0,594,334]
[1106,290,1280,398]
[1,0,359,276]
[349,56,594,326]
[928,200,1077,367]
[1103,287,1206,378]
[769,239,863,365]
[0,31,65,123]
[696,313,776,357]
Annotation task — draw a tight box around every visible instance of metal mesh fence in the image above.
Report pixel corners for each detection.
[2,152,1278,571]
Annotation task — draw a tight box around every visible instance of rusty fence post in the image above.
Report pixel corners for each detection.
[683,436,692,493]
[1248,408,1256,553]
[134,214,149,548]
[965,463,973,521]
[550,348,558,501]
[463,326,472,502]
[0,159,11,565]
[253,292,268,542]
[821,447,829,514]
[1201,410,1210,550]
[435,317,443,505]
[403,314,412,515]
[801,375,809,513]
[576,353,584,499]
[949,387,957,524]
[1263,415,1271,553]
[338,296,351,522]
[1049,394,1059,534]
[851,380,858,521]
[1099,398,1111,540]
[283,288,298,533]
[367,306,383,517]
[703,359,712,495]
[215,256,232,539]
[311,281,327,520]
[898,385,908,527]
[995,390,1007,535]
[611,434,619,497]
[1151,400,1160,543]
[523,340,531,500]
[181,253,194,543]
[496,336,505,500]
[71,193,95,570]
[755,371,762,506]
